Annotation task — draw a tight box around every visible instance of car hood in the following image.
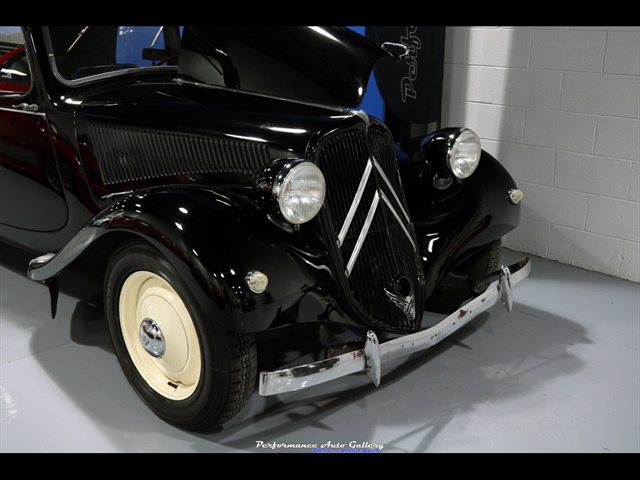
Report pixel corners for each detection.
[72,79,371,201]
[74,80,364,160]
[177,26,388,109]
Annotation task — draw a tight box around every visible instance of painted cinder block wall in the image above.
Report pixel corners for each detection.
[441,26,640,283]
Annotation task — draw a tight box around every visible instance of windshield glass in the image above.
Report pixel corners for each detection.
[47,26,181,81]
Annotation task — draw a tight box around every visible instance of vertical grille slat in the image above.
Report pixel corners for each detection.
[316,125,424,334]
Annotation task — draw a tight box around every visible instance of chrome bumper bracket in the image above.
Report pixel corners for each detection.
[499,265,513,312]
[364,330,382,387]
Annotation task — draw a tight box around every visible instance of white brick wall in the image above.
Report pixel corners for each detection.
[442,26,640,282]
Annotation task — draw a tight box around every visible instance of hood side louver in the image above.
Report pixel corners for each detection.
[89,125,270,184]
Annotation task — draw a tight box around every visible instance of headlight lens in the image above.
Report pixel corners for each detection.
[448,129,481,179]
[245,271,269,294]
[274,162,326,224]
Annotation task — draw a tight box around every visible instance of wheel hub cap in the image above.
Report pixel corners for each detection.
[139,317,166,358]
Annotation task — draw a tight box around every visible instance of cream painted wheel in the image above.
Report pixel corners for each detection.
[105,242,257,432]
[119,271,201,401]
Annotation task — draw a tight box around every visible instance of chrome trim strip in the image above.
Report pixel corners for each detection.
[372,158,411,224]
[174,77,354,116]
[28,221,108,282]
[101,190,134,200]
[345,190,380,277]
[379,191,416,251]
[296,255,333,274]
[343,189,416,277]
[0,106,45,117]
[337,154,416,275]
[259,257,532,396]
[337,158,373,248]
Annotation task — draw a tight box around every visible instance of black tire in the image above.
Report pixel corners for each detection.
[104,241,257,432]
[426,239,503,313]
[462,239,502,280]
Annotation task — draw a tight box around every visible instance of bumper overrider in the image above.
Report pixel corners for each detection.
[259,256,532,396]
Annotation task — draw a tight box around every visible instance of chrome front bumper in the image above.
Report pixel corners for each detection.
[259,257,532,396]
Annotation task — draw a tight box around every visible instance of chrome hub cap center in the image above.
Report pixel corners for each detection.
[139,317,165,358]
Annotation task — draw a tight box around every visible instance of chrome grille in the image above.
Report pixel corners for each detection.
[315,126,424,333]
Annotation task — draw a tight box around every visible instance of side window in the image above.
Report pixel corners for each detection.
[0,27,30,94]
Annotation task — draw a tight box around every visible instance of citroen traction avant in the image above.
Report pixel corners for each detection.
[0,26,530,432]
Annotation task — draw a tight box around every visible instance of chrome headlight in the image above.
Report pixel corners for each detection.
[273,161,326,224]
[448,129,481,179]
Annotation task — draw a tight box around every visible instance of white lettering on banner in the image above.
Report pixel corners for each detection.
[254,439,385,452]
[400,26,421,103]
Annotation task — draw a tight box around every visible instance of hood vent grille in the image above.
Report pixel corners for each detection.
[89,125,270,184]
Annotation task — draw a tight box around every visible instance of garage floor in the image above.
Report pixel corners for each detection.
[1,241,638,453]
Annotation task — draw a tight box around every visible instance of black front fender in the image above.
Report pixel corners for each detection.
[397,145,521,295]
[28,186,321,333]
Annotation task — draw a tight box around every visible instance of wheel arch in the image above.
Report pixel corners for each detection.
[28,186,305,332]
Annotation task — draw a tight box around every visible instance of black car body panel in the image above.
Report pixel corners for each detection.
[72,82,358,197]
[0,25,530,432]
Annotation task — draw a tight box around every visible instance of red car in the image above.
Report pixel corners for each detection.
[0,45,29,93]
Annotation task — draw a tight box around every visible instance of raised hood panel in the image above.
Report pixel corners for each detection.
[178,26,387,109]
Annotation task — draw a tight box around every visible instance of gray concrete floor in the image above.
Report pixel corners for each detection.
[1,242,638,453]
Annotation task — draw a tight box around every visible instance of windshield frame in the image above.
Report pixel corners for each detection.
[44,26,181,87]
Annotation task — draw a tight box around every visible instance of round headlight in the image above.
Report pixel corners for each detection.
[448,129,481,179]
[274,162,326,224]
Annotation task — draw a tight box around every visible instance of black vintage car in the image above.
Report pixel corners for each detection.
[0,26,531,432]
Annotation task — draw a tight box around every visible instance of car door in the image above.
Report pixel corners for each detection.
[0,26,67,231]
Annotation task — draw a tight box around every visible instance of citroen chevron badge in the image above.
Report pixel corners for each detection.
[337,156,416,277]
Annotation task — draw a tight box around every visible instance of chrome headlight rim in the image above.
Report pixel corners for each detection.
[447,128,481,180]
[272,160,326,225]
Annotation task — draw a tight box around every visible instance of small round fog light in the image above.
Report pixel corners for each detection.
[245,271,268,294]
